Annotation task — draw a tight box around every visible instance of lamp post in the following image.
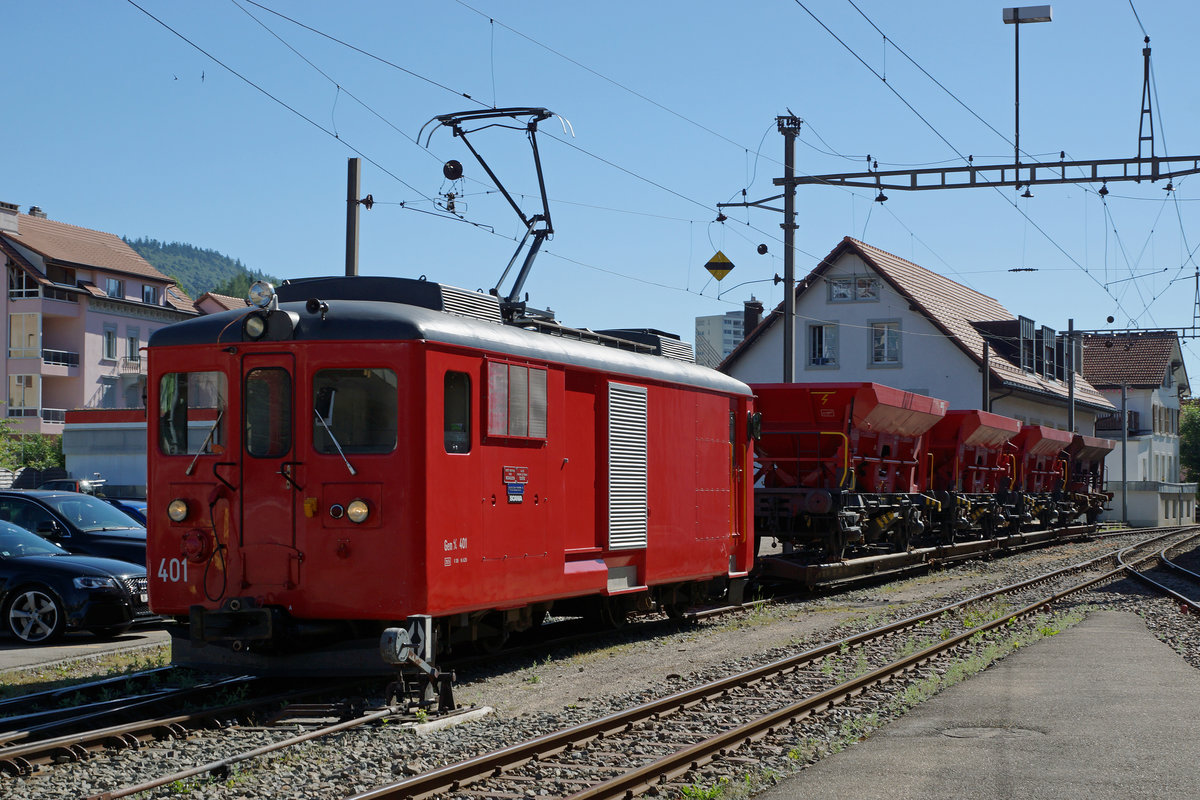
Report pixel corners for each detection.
[1003,6,1052,190]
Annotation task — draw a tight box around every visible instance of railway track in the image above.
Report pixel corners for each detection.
[1122,529,1200,611]
[342,526,1199,800]
[6,526,1193,799]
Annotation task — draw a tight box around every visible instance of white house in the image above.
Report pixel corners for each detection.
[1081,330,1195,525]
[722,237,1114,430]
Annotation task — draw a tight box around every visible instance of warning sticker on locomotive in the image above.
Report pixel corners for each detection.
[502,466,529,483]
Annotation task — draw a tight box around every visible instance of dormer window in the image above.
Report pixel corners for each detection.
[105,278,124,298]
[143,284,159,305]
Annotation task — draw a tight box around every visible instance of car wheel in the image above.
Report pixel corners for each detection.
[89,625,132,640]
[5,586,66,644]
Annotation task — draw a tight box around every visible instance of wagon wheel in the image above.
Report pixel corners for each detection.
[474,612,509,654]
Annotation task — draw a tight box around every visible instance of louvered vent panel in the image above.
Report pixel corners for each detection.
[529,368,548,438]
[440,285,502,323]
[657,338,695,363]
[608,383,648,550]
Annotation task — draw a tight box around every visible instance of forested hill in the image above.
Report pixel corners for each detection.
[124,237,279,300]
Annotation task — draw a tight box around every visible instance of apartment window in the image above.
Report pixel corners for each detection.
[100,376,118,409]
[487,361,548,439]
[869,321,901,366]
[7,375,39,417]
[7,266,37,299]
[126,328,140,361]
[8,314,40,359]
[143,285,159,305]
[105,278,124,298]
[103,326,117,360]
[807,323,838,368]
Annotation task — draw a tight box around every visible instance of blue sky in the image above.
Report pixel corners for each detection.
[7,1,1200,378]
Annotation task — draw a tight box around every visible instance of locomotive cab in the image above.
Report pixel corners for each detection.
[146,277,756,677]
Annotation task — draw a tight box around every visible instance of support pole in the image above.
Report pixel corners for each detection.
[1067,318,1075,432]
[982,341,991,411]
[1121,383,1129,524]
[778,116,801,383]
[346,157,361,277]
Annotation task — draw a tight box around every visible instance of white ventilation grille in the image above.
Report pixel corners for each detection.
[608,383,648,550]
[440,285,502,323]
[657,338,695,362]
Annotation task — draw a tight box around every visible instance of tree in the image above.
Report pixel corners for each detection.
[1180,401,1200,483]
[0,413,64,471]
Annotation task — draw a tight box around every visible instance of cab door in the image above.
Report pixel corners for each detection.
[240,353,300,588]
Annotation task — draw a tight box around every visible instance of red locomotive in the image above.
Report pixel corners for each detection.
[147,277,755,677]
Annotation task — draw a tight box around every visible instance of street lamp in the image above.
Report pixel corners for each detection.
[1003,6,1052,190]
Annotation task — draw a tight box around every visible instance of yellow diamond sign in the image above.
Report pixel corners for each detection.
[706,250,734,281]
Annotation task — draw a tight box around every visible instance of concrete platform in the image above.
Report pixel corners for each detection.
[758,611,1200,800]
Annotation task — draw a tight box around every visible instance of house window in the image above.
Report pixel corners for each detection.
[46,264,76,286]
[143,285,159,305]
[103,326,117,360]
[105,278,124,298]
[126,328,140,361]
[828,276,881,303]
[8,314,40,359]
[487,361,548,439]
[807,323,838,368]
[7,375,38,417]
[870,321,901,365]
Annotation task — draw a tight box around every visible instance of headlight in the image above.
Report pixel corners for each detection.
[346,500,370,524]
[74,576,118,590]
[167,499,189,522]
[243,313,267,340]
[248,280,276,309]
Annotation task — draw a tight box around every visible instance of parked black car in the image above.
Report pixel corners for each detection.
[0,491,146,565]
[0,522,152,643]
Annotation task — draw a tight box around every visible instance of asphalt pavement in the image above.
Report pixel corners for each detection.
[757,610,1200,800]
[0,623,169,673]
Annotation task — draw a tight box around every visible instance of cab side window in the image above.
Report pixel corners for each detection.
[444,372,471,453]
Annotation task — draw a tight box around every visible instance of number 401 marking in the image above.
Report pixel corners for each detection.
[157,558,189,583]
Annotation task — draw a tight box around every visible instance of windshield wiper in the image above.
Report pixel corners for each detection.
[314,405,357,476]
[186,409,225,476]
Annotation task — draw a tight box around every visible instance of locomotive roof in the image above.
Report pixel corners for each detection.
[149,276,752,397]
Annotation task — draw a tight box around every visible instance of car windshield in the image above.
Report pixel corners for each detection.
[43,494,144,532]
[0,522,69,557]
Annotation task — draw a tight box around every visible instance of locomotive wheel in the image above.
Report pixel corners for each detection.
[474,613,509,654]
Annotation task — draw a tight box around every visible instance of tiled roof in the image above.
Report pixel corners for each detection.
[197,292,249,311]
[165,285,198,314]
[1,212,170,280]
[723,236,1112,410]
[1080,330,1178,388]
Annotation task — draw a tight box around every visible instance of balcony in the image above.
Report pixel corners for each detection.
[41,408,67,424]
[119,356,146,375]
[42,348,80,367]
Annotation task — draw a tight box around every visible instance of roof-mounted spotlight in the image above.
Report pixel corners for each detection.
[248,280,277,310]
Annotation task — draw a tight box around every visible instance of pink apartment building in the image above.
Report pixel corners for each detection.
[1,201,196,433]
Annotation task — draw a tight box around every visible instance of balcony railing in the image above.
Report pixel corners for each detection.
[119,356,146,375]
[41,408,66,424]
[42,349,80,367]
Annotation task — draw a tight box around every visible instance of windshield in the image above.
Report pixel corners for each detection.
[0,522,68,557]
[44,494,144,532]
